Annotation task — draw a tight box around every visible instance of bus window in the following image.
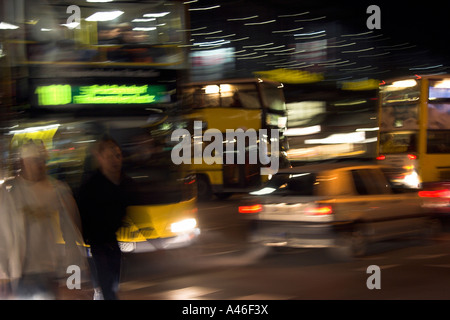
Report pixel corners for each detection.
[429,79,450,99]
[427,131,450,154]
[23,1,188,65]
[427,103,450,154]
[380,80,420,131]
[221,84,260,109]
[181,87,201,108]
[260,82,286,112]
[183,83,262,109]
[427,81,450,154]
[428,103,450,129]
[379,131,417,153]
[380,80,420,105]
[224,90,260,109]
[380,105,419,131]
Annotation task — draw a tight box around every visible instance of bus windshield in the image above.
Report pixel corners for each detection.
[182,83,261,109]
[379,131,418,154]
[379,79,420,154]
[379,104,419,131]
[380,79,420,106]
[380,79,420,130]
[181,80,286,112]
[260,82,286,112]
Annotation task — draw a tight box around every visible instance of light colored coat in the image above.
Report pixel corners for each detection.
[0,176,87,282]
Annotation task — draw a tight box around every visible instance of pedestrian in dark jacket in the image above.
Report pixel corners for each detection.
[77,137,133,300]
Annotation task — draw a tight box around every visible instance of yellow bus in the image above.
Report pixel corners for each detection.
[0,0,200,253]
[377,76,450,188]
[180,78,289,200]
[5,108,199,253]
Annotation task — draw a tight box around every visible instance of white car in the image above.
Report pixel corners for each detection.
[240,162,439,259]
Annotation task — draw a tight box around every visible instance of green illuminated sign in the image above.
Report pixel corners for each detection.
[35,84,167,106]
[35,85,72,106]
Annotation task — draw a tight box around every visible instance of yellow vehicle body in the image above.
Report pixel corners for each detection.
[51,198,199,248]
[378,76,450,185]
[418,154,450,182]
[192,163,223,186]
[7,116,200,253]
[117,197,199,252]
[181,78,287,199]
[189,108,262,131]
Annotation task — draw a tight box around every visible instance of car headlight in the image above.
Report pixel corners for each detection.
[170,218,197,233]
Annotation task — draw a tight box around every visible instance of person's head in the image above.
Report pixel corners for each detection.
[19,140,48,182]
[94,137,123,177]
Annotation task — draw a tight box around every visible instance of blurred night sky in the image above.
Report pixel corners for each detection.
[187,0,450,80]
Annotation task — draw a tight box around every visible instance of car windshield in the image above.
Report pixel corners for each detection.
[251,172,317,196]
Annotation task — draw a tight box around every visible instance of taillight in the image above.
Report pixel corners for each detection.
[305,205,333,216]
[239,204,263,214]
[419,189,450,198]
[407,154,417,160]
[376,155,386,160]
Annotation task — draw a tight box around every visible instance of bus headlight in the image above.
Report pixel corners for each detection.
[170,218,197,233]
[118,242,136,253]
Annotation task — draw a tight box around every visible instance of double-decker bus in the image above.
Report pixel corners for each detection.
[180,78,289,200]
[0,0,200,253]
[4,68,199,253]
[377,76,450,189]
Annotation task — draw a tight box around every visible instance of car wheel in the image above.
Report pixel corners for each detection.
[330,226,367,260]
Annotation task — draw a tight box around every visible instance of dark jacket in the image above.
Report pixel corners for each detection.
[77,170,133,245]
